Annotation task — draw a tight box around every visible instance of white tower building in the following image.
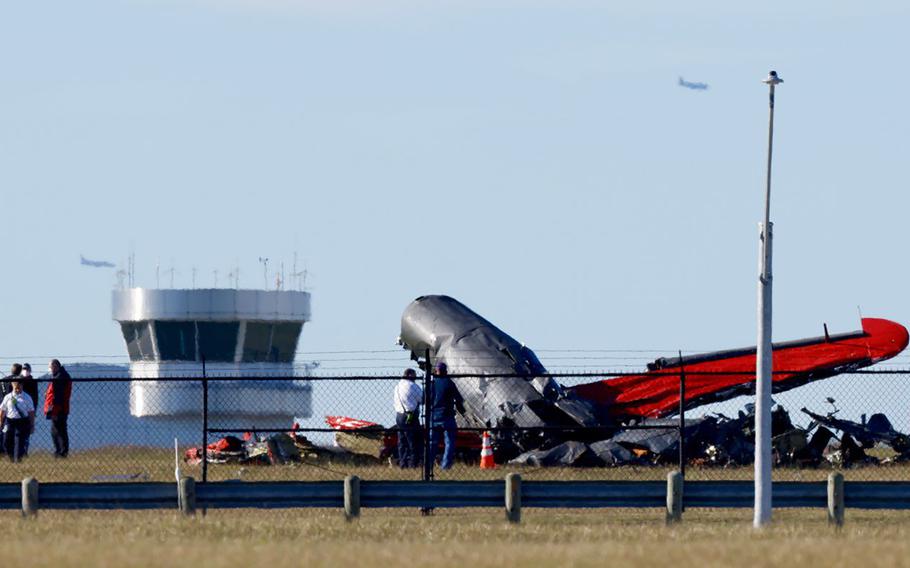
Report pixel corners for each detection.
[112,288,312,427]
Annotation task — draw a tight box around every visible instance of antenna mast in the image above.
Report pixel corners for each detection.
[258,257,269,290]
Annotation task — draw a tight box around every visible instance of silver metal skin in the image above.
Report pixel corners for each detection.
[399,295,598,453]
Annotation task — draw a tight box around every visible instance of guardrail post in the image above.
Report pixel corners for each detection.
[666,470,683,524]
[505,473,522,524]
[344,475,361,521]
[21,478,38,517]
[179,476,196,516]
[827,472,844,527]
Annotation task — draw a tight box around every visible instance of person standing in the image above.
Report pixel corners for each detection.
[429,362,465,470]
[0,363,22,399]
[44,359,72,458]
[19,364,38,409]
[0,363,22,454]
[0,381,36,462]
[394,368,423,468]
[18,364,38,457]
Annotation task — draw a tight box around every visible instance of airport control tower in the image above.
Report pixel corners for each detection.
[112,288,312,427]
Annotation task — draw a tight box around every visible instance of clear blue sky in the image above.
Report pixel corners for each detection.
[2,1,909,378]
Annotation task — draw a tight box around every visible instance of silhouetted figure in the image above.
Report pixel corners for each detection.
[44,359,72,458]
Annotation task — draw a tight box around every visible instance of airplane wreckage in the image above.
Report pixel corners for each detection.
[387,295,908,465]
[190,295,909,468]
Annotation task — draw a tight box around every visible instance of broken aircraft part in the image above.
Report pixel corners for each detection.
[397,294,908,461]
[399,295,600,453]
[572,318,908,420]
[801,407,910,456]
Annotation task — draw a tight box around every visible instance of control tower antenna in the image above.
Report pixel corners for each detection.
[166,267,177,289]
[168,258,176,288]
[156,258,161,289]
[291,251,308,291]
[227,267,240,289]
[213,269,219,288]
[192,266,197,289]
[291,265,308,292]
[259,257,269,289]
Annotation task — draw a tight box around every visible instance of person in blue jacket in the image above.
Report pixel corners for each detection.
[428,361,465,470]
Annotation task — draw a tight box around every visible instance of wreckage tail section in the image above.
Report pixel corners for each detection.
[570,318,909,420]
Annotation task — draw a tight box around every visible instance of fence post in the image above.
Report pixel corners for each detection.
[827,472,844,527]
[678,353,686,479]
[666,470,683,524]
[420,349,434,516]
[179,476,197,516]
[505,473,522,524]
[201,355,208,484]
[344,475,361,521]
[422,348,434,483]
[21,478,38,518]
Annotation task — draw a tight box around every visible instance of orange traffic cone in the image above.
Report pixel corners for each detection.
[480,431,496,469]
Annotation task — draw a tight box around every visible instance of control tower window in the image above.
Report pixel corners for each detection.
[242,323,272,363]
[120,323,142,361]
[197,321,240,362]
[155,321,196,361]
[242,322,302,362]
[120,322,156,361]
[270,323,302,363]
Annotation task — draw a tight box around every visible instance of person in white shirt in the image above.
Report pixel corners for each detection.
[0,381,36,462]
[394,368,423,468]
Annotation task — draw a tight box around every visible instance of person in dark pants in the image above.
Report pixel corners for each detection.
[0,363,23,454]
[19,364,39,409]
[18,364,39,457]
[0,381,36,462]
[428,362,465,470]
[44,359,72,458]
[394,368,423,468]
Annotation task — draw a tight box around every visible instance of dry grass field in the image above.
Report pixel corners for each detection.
[8,507,910,568]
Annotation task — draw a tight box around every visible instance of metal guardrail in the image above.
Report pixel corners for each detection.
[685,481,828,508]
[3,477,907,518]
[198,481,343,508]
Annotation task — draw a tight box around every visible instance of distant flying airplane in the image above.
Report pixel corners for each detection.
[80,255,116,268]
[678,76,709,91]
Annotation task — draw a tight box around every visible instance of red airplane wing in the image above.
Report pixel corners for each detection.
[570,318,908,420]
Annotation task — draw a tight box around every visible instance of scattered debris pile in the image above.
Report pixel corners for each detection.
[184,433,305,466]
[184,402,910,469]
[507,402,910,468]
[184,423,343,466]
[328,415,482,463]
[800,405,910,466]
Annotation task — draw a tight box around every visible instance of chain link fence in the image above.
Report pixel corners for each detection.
[1,363,908,484]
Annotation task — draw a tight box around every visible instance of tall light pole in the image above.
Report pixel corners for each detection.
[755,69,783,528]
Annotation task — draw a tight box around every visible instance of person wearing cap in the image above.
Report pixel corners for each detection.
[394,368,423,468]
[19,364,38,409]
[18,364,38,457]
[0,380,35,462]
[429,361,465,470]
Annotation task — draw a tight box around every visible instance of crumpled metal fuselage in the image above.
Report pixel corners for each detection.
[399,295,600,453]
